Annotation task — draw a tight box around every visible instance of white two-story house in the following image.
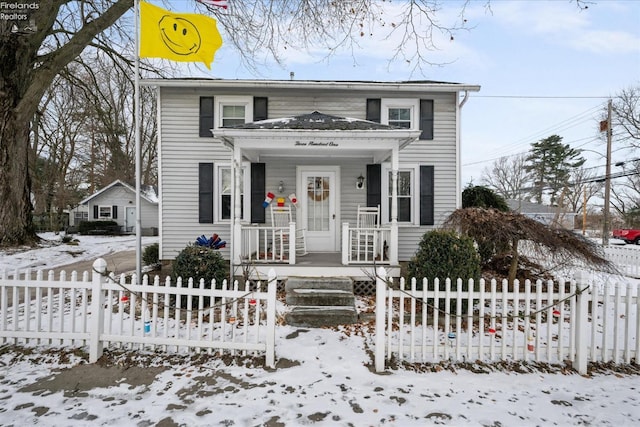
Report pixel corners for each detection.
[146,79,480,279]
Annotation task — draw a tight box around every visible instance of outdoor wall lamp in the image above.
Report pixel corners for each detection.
[356,174,365,190]
[278,180,285,193]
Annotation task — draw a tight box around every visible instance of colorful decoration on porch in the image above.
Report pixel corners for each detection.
[195,233,226,249]
[288,193,298,207]
[276,197,285,207]
[263,192,275,208]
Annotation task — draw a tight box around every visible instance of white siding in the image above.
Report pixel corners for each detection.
[158,85,461,262]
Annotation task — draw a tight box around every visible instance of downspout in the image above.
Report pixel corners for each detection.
[455,90,469,208]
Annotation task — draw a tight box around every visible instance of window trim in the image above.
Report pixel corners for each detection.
[380,164,420,226]
[215,163,250,223]
[98,205,113,219]
[380,98,419,130]
[214,96,253,129]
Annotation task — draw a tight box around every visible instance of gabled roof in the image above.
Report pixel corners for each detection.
[232,111,402,131]
[80,180,158,205]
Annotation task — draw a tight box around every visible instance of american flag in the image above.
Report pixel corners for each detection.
[196,0,228,9]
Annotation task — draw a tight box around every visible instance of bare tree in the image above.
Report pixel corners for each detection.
[481,153,531,200]
[0,0,588,246]
[612,86,640,150]
[564,166,603,214]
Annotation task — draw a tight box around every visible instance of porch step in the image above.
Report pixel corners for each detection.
[284,277,358,327]
[285,306,358,328]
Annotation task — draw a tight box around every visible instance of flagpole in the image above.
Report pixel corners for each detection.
[134,0,142,285]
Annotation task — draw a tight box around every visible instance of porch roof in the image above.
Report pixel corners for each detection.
[213,111,421,162]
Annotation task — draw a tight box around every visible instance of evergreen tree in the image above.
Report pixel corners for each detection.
[524,135,586,205]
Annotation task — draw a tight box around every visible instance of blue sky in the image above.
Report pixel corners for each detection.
[150,0,640,187]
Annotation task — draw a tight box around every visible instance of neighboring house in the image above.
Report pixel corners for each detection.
[506,199,577,229]
[146,79,480,278]
[79,180,159,235]
[67,204,89,228]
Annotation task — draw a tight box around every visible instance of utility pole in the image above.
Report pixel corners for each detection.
[602,99,612,246]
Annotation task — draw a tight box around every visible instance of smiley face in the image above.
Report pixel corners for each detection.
[158,15,201,56]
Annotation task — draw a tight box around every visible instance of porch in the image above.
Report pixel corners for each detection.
[233,224,401,280]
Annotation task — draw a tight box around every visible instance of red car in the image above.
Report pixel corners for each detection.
[612,228,640,245]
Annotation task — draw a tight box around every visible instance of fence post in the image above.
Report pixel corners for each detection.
[573,271,589,375]
[89,258,107,363]
[265,268,277,369]
[375,266,387,372]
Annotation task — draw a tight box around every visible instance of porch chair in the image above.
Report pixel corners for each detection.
[270,205,307,257]
[354,205,380,262]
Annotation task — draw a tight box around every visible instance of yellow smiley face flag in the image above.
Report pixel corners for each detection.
[139,1,222,69]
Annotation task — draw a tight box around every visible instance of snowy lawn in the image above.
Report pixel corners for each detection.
[0,234,639,426]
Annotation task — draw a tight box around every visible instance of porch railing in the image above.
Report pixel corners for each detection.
[239,223,296,264]
[341,223,391,265]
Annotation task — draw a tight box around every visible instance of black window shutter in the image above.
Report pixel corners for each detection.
[366,99,381,123]
[253,97,268,121]
[112,205,118,219]
[199,163,214,223]
[251,163,266,223]
[93,205,98,219]
[420,165,434,225]
[366,164,381,208]
[419,99,434,140]
[199,97,214,137]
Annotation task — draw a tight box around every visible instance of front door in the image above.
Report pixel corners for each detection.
[299,166,339,251]
[125,206,136,233]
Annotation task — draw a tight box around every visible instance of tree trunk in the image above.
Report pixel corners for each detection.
[0,110,37,247]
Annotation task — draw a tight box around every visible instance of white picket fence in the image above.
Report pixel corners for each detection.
[374,267,639,374]
[604,244,640,278]
[0,258,278,368]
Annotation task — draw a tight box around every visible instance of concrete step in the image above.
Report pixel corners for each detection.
[286,288,355,306]
[285,277,353,292]
[284,306,358,328]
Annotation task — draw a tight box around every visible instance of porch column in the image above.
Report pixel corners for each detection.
[390,147,399,265]
[232,146,242,264]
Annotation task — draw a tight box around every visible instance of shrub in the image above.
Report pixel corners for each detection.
[408,230,481,290]
[78,220,119,235]
[171,245,229,308]
[142,243,159,266]
[408,230,481,314]
[171,245,228,289]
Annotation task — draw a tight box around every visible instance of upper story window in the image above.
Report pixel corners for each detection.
[215,96,252,129]
[380,98,419,131]
[367,98,433,140]
[221,105,246,127]
[388,108,412,128]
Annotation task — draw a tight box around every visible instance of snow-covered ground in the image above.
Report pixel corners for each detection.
[1,234,639,426]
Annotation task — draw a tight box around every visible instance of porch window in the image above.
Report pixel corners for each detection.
[381,166,418,225]
[217,164,248,222]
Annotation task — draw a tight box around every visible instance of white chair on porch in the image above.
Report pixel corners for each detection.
[270,205,307,257]
[354,205,380,262]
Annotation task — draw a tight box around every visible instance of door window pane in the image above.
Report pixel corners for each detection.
[306,176,330,231]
